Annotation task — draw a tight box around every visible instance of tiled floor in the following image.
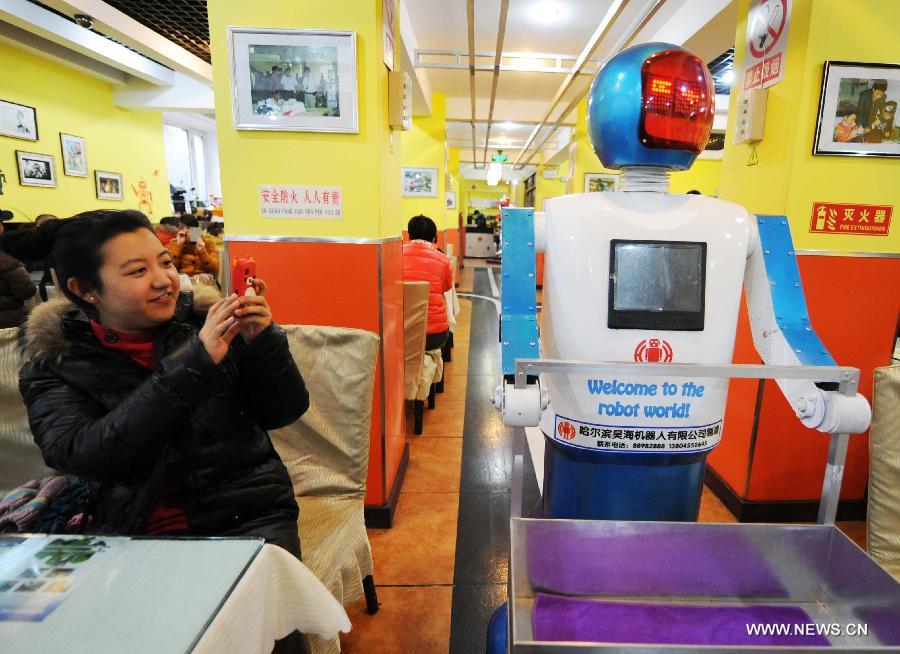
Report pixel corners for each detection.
[340,259,868,653]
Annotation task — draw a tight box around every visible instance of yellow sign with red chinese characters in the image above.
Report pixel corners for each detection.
[809,202,892,236]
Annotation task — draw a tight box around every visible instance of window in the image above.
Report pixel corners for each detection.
[163,124,210,207]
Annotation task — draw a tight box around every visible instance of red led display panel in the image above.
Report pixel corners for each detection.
[639,50,715,153]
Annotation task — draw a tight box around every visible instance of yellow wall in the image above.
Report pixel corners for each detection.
[0,41,169,222]
[720,0,900,253]
[534,163,566,210]
[401,93,446,229]
[208,0,401,239]
[445,145,460,230]
[670,158,722,195]
[462,178,509,219]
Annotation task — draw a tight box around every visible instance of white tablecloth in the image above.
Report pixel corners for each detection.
[193,544,351,653]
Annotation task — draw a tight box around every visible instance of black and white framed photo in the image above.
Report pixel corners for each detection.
[401,167,437,197]
[0,99,38,141]
[813,61,900,158]
[228,28,358,133]
[585,172,621,193]
[60,133,88,177]
[95,170,123,200]
[16,151,56,187]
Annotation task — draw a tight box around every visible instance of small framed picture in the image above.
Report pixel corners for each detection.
[813,61,900,158]
[16,151,56,187]
[95,170,123,200]
[0,99,38,141]
[228,27,358,133]
[401,167,437,197]
[59,133,88,177]
[584,172,621,193]
[445,190,457,209]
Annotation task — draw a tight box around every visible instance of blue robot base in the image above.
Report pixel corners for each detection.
[538,433,709,521]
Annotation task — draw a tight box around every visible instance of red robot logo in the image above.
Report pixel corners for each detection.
[557,421,576,441]
[634,338,674,363]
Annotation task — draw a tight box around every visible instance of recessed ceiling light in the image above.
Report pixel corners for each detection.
[530,1,564,24]
[500,121,519,130]
[718,70,735,84]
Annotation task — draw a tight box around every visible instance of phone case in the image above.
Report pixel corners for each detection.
[231,257,256,296]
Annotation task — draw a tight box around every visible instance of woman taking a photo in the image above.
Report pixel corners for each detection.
[1,210,307,556]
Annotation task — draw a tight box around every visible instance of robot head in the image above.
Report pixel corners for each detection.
[587,43,715,171]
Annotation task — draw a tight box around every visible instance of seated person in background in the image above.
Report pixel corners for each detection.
[0,218,37,328]
[167,214,219,276]
[402,215,452,351]
[2,210,308,556]
[155,215,180,246]
[206,221,225,249]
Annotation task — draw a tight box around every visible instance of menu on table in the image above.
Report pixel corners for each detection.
[0,535,121,621]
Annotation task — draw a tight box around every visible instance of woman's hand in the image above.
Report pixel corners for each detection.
[199,294,241,363]
[195,237,207,254]
[235,278,272,343]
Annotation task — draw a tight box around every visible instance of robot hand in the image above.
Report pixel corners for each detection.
[794,389,871,434]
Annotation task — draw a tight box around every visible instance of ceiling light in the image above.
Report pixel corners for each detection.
[718,70,735,84]
[487,162,503,186]
[530,2,565,24]
[500,121,518,130]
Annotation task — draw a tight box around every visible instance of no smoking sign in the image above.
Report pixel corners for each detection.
[743,0,791,90]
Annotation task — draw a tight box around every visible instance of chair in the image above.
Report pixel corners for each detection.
[402,282,437,434]
[867,364,900,580]
[0,328,55,497]
[268,325,380,654]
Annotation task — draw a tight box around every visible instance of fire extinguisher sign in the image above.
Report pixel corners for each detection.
[809,202,892,236]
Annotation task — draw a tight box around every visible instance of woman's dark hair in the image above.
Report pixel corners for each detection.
[408,215,437,243]
[0,209,153,313]
[207,223,224,236]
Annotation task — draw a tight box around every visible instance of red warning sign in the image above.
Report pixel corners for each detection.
[557,421,576,441]
[743,0,791,90]
[634,339,674,363]
[809,202,892,236]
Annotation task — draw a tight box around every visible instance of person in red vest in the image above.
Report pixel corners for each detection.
[402,215,452,351]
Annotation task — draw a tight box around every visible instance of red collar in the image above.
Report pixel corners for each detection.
[90,320,156,368]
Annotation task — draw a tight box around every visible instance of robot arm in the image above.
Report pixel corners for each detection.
[743,216,870,434]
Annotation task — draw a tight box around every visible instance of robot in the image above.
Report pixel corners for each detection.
[487,42,871,651]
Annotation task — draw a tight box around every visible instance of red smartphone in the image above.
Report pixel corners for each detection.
[231,257,256,296]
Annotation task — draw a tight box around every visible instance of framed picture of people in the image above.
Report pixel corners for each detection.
[813,61,900,158]
[228,28,358,133]
[95,170,124,200]
[584,172,621,193]
[16,151,56,187]
[401,167,437,197]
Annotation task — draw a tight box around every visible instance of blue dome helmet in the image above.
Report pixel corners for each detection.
[587,42,715,171]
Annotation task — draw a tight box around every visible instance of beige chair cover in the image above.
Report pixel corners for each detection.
[867,365,900,580]
[269,325,380,654]
[0,328,55,496]
[403,282,431,401]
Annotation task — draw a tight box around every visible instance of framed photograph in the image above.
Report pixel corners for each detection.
[95,170,123,200]
[59,133,88,177]
[401,167,437,197]
[445,190,457,209]
[16,151,56,187]
[813,61,900,158]
[585,172,621,193]
[0,99,38,141]
[228,27,358,133]
[383,0,395,70]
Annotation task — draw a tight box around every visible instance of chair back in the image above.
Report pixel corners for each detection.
[0,328,54,495]
[403,282,429,400]
[868,365,900,579]
[269,325,379,499]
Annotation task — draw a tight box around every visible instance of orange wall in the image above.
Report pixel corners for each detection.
[227,239,406,506]
[710,254,900,501]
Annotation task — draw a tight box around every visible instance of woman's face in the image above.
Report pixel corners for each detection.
[89,229,181,332]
